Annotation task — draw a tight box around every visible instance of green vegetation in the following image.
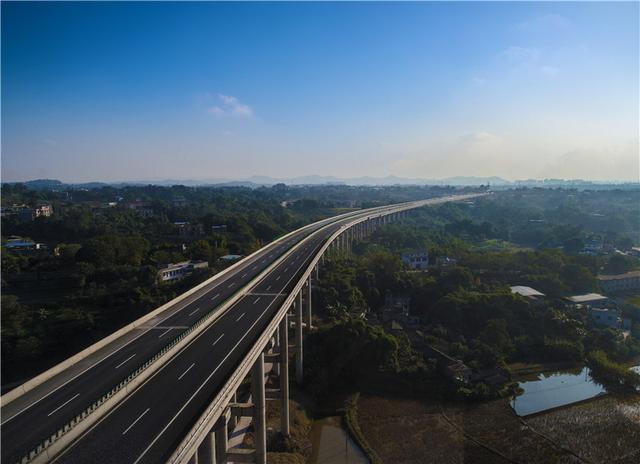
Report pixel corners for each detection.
[306,187,640,403]
[586,350,640,392]
[342,394,383,464]
[1,182,464,387]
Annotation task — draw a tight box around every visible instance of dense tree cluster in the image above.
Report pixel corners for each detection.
[0,182,464,387]
[311,190,639,399]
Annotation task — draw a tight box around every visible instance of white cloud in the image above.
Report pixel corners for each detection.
[207,94,254,118]
[501,46,541,65]
[500,46,559,77]
[539,145,640,181]
[459,131,502,144]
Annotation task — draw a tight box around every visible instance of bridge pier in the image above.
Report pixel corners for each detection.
[214,415,228,464]
[295,294,303,384]
[272,328,280,377]
[251,353,266,464]
[205,430,215,464]
[305,276,312,329]
[279,315,290,436]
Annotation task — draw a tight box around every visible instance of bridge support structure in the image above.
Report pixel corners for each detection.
[166,195,483,464]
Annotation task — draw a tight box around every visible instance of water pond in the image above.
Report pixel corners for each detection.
[511,367,606,416]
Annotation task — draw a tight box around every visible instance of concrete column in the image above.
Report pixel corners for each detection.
[190,451,198,464]
[206,430,216,464]
[315,263,319,280]
[214,416,228,464]
[252,353,267,464]
[295,293,303,384]
[306,275,312,329]
[279,315,290,436]
[273,326,280,377]
[231,392,238,427]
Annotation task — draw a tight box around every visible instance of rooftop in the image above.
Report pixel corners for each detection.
[4,241,36,248]
[597,270,640,281]
[567,293,608,303]
[510,286,545,297]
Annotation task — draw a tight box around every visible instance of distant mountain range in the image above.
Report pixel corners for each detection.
[8,176,638,191]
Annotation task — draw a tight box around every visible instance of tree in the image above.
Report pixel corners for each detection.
[604,254,636,274]
[480,319,514,358]
[188,240,213,261]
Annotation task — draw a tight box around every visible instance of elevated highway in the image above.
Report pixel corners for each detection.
[1,193,483,464]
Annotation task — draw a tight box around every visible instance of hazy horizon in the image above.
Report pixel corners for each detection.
[5,173,639,186]
[2,2,639,183]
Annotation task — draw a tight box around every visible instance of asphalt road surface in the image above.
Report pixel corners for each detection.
[0,211,357,464]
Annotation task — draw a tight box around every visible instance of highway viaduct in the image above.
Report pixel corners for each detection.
[0,193,483,464]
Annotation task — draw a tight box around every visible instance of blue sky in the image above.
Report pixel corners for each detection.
[2,1,638,182]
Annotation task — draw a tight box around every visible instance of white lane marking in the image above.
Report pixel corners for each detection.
[252,266,257,270]
[188,307,201,317]
[122,408,150,435]
[158,328,172,338]
[284,267,289,272]
[236,312,245,322]
[253,297,261,305]
[178,363,195,381]
[0,282,208,424]
[227,282,234,288]
[266,285,271,292]
[131,278,290,464]
[276,276,281,281]
[2,207,417,425]
[212,334,224,346]
[115,354,136,370]
[47,394,80,417]
[210,293,220,301]
[241,273,247,278]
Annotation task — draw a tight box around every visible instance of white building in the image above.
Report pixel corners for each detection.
[510,286,545,303]
[158,260,208,282]
[566,293,611,309]
[402,251,429,270]
[598,271,640,294]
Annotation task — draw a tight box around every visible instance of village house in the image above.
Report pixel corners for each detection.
[510,285,545,304]
[402,250,429,270]
[597,271,640,294]
[158,260,208,282]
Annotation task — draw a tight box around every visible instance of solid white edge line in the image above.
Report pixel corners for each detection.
[177,363,195,381]
[0,242,274,424]
[122,408,150,435]
[132,233,314,463]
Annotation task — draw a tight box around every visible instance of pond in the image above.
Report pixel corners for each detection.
[511,367,606,416]
[308,416,369,464]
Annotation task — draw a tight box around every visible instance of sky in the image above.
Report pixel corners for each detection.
[2,1,639,183]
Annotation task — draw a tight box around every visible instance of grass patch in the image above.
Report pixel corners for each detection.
[624,294,640,308]
[342,393,383,464]
[356,396,574,463]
